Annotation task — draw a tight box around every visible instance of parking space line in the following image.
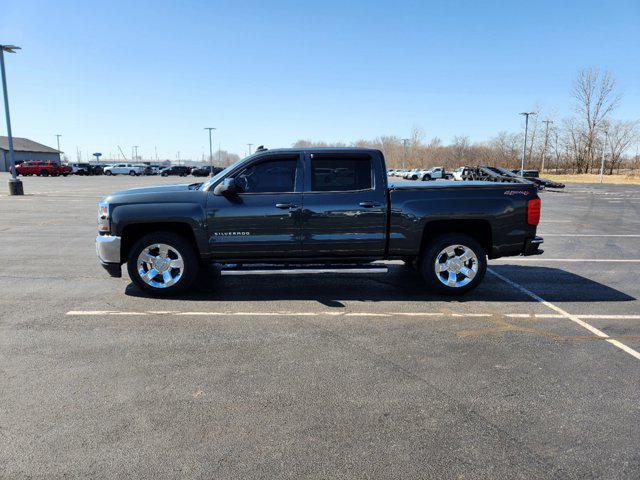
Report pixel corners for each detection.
[492,258,640,263]
[65,310,640,320]
[541,234,640,237]
[488,268,640,361]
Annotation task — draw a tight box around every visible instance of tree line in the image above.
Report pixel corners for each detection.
[293,69,639,175]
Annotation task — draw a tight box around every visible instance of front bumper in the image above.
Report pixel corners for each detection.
[96,234,122,277]
[523,236,544,256]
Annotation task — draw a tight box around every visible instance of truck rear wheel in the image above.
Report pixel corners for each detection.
[420,234,486,295]
[127,232,199,296]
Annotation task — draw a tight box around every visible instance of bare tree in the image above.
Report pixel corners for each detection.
[604,120,640,174]
[571,68,621,172]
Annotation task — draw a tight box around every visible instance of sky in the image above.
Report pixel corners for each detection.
[2,0,639,161]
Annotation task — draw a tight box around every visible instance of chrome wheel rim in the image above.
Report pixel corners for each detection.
[434,244,478,288]
[137,243,184,288]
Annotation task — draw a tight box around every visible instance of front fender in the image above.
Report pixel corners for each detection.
[111,203,209,257]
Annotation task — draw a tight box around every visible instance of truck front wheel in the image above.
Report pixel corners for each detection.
[420,234,486,295]
[127,232,199,296]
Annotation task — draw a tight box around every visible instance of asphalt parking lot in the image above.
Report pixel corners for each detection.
[1,173,639,479]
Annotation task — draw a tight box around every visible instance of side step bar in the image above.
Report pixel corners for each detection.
[220,263,389,276]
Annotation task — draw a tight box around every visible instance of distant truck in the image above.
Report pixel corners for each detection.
[420,167,450,181]
[15,161,71,177]
[103,163,146,176]
[96,148,543,296]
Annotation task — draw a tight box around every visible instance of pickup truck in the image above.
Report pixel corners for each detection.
[103,163,146,176]
[420,167,450,181]
[96,148,543,296]
[15,161,71,177]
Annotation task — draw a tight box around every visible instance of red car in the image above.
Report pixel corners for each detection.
[15,161,71,177]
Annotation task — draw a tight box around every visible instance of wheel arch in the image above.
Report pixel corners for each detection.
[419,219,492,258]
[120,222,202,264]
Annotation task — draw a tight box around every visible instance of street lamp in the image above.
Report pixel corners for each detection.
[0,44,23,195]
[402,138,409,169]
[599,129,609,184]
[205,127,216,176]
[519,112,537,174]
[55,134,62,157]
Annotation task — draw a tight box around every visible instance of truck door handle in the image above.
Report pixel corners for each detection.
[275,203,298,209]
[358,201,380,208]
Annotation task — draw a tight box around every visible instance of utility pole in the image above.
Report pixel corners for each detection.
[154,145,158,161]
[204,127,216,176]
[0,44,23,195]
[133,145,139,162]
[55,134,62,159]
[540,119,553,173]
[402,138,409,169]
[519,112,537,174]
[247,143,253,156]
[599,129,609,184]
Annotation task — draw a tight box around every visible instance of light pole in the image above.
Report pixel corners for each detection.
[599,129,609,184]
[402,138,409,169]
[1,44,22,195]
[133,145,139,162]
[247,143,253,156]
[519,112,537,174]
[540,119,553,173]
[205,127,216,176]
[55,134,62,158]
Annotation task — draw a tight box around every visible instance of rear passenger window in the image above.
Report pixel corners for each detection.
[311,155,372,191]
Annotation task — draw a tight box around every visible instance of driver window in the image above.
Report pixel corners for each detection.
[235,157,297,193]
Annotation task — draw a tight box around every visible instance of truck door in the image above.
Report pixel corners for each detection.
[301,152,387,258]
[206,153,304,259]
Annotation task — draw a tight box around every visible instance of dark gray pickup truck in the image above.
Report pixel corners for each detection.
[96,148,543,296]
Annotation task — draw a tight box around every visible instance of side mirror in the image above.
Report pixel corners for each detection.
[214,177,238,196]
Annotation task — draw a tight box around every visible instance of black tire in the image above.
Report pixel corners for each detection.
[105,170,113,176]
[127,231,199,296]
[422,174,431,181]
[161,172,168,177]
[419,233,486,295]
[41,170,49,176]
[129,170,136,176]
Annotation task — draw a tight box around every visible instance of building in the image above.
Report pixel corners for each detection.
[0,136,61,172]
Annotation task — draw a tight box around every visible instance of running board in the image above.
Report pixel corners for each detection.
[220,263,389,276]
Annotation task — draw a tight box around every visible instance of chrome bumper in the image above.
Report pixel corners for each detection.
[96,234,121,264]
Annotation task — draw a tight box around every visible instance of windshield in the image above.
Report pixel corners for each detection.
[201,153,257,190]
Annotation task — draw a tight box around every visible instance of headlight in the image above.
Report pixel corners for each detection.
[98,201,110,232]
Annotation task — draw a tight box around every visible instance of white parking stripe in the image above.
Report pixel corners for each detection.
[541,234,640,237]
[492,258,640,263]
[488,268,640,361]
[66,310,638,321]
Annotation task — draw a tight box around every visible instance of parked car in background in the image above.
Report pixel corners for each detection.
[510,168,565,189]
[191,165,225,177]
[70,163,103,175]
[142,165,163,175]
[160,165,191,177]
[512,169,540,178]
[103,163,146,176]
[420,167,450,181]
[16,161,72,177]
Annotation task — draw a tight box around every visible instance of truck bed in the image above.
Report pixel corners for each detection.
[388,180,526,189]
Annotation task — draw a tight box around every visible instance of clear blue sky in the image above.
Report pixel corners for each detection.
[2,0,639,161]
